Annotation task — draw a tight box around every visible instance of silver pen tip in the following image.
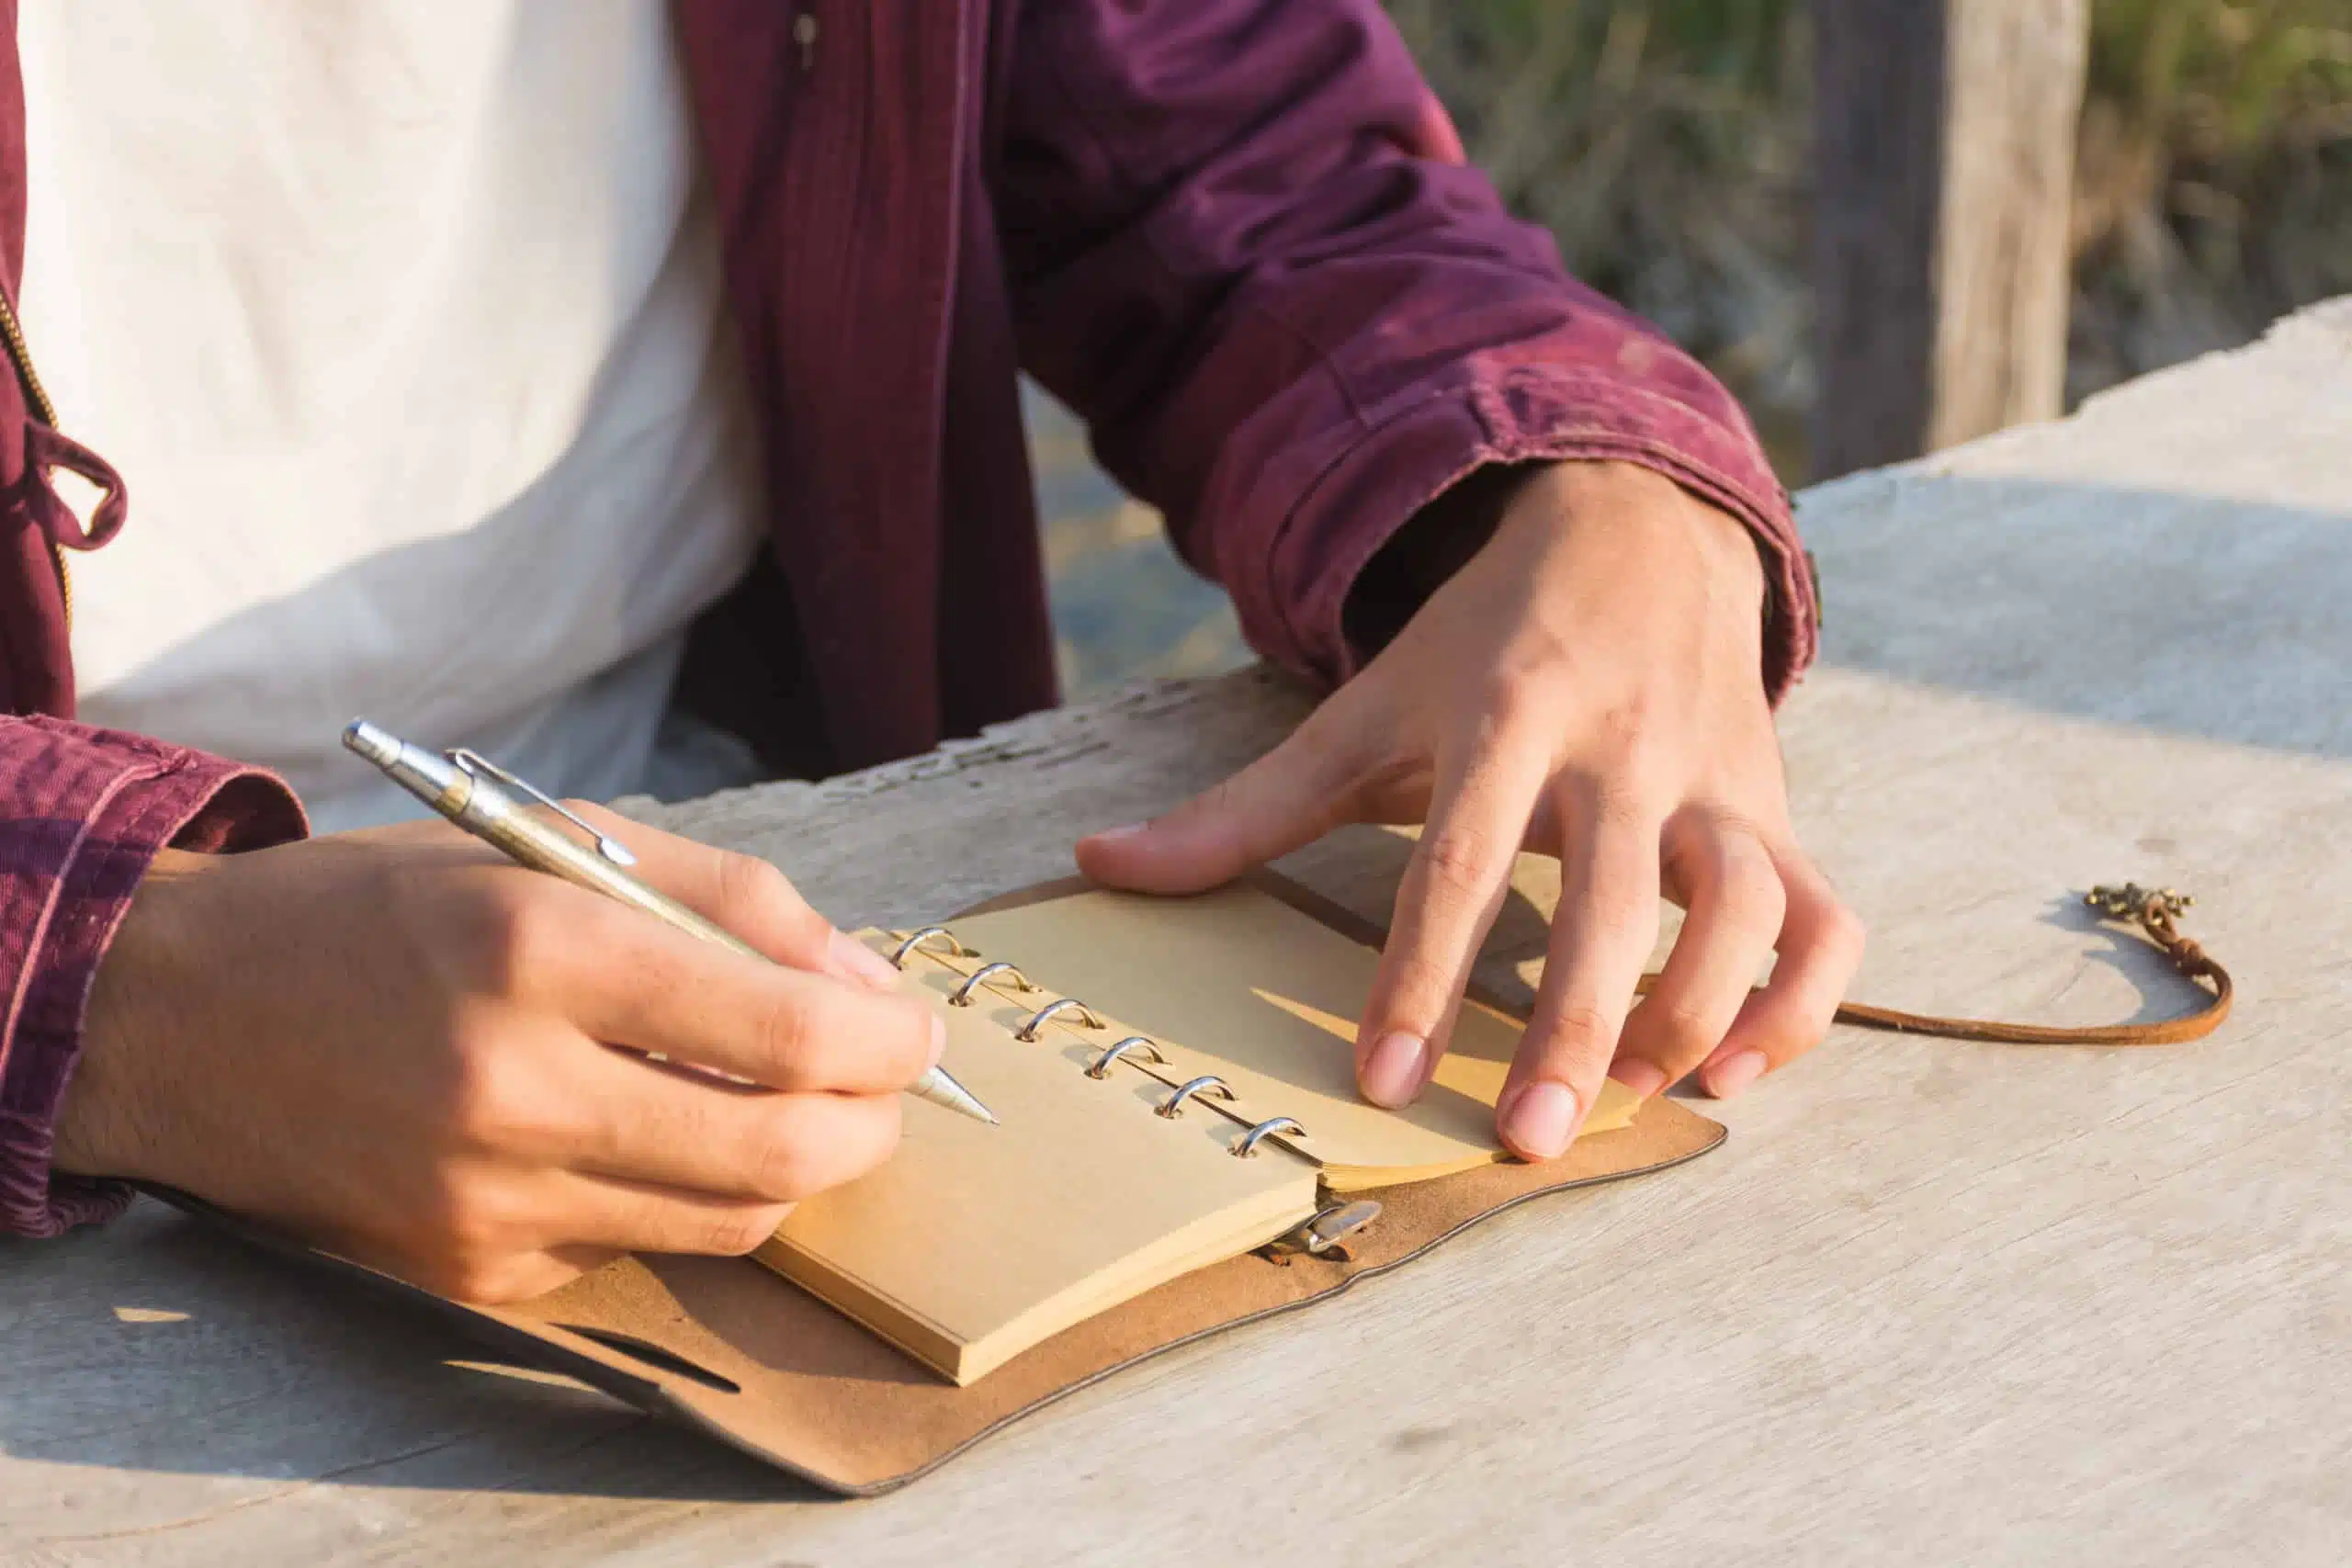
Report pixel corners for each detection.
[914,1065,999,1126]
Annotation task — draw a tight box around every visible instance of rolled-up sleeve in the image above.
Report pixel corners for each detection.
[1000,0,1815,698]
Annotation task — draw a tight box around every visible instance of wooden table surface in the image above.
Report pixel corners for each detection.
[6,302,2348,1566]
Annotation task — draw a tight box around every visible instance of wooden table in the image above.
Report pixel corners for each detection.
[6,303,2347,1565]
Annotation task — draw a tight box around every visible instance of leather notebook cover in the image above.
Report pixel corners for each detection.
[150,873,1724,1495]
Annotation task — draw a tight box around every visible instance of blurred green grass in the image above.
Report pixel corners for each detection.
[1037,1,2351,696]
[1386,0,2352,450]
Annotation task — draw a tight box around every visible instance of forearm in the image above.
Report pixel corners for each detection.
[0,716,303,1236]
[1004,0,1814,701]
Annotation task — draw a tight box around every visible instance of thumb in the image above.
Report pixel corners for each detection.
[1077,719,1364,895]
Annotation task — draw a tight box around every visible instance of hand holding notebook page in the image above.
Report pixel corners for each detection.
[754,882,1639,1383]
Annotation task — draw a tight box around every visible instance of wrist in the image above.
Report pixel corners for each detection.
[52,848,210,1182]
[1498,461,1770,616]
[1346,459,1769,661]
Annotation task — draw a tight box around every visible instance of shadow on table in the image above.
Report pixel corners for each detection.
[0,1212,826,1504]
[1803,473,2352,761]
[2030,892,2229,1031]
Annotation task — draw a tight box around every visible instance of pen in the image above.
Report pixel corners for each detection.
[341,718,997,1126]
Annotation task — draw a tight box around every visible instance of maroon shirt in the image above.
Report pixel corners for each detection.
[0,0,1815,1235]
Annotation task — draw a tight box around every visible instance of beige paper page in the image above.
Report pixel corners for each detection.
[756,951,1319,1384]
[949,886,1638,1188]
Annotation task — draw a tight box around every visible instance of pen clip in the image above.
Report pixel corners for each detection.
[446,749,639,867]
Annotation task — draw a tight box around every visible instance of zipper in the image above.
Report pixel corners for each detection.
[0,288,70,626]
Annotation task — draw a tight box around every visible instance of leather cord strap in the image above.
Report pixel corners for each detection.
[1640,882,2233,1048]
[1837,883,2231,1046]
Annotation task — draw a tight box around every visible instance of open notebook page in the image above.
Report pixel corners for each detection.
[755,949,1319,1385]
[946,884,1639,1191]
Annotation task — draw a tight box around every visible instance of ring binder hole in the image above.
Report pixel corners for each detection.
[1156,1075,1235,1119]
[949,962,1029,1007]
[1014,997,1106,1041]
[1086,1036,1165,1078]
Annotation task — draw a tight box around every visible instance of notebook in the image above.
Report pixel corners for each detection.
[753,880,1641,1384]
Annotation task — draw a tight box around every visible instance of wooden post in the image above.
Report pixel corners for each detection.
[1811,0,2090,480]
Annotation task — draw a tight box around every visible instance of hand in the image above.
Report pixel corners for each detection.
[1079,461,1863,1158]
[56,806,939,1302]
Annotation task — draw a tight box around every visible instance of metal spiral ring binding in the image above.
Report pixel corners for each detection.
[889,926,969,969]
[1232,1116,1305,1157]
[949,962,1031,1006]
[1085,1036,1165,1078]
[1157,1075,1235,1119]
[1015,997,1105,1040]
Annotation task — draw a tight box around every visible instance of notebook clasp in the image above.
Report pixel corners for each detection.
[1262,1200,1382,1264]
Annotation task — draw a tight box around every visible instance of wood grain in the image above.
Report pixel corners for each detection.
[2,301,2346,1563]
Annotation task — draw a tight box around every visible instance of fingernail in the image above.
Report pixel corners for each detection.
[925,1014,946,1074]
[1610,1058,1669,1099]
[1706,1049,1768,1100]
[1359,1031,1429,1108]
[1498,1080,1581,1161]
[831,929,902,990]
[1088,821,1149,844]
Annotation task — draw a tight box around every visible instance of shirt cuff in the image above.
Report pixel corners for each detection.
[0,720,304,1238]
[1274,365,1818,705]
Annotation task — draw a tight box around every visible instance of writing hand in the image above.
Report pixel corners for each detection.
[58,805,937,1301]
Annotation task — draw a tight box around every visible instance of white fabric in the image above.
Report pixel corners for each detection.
[20,1,765,831]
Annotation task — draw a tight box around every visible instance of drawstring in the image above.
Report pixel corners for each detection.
[22,422,128,550]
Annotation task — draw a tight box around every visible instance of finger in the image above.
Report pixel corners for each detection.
[1075,698,1377,895]
[408,1245,594,1305]
[558,1170,799,1259]
[1697,852,1865,1098]
[540,891,942,1092]
[1354,738,1554,1109]
[1609,810,1786,1098]
[568,1058,905,1202]
[561,800,899,990]
[1498,779,1661,1159]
